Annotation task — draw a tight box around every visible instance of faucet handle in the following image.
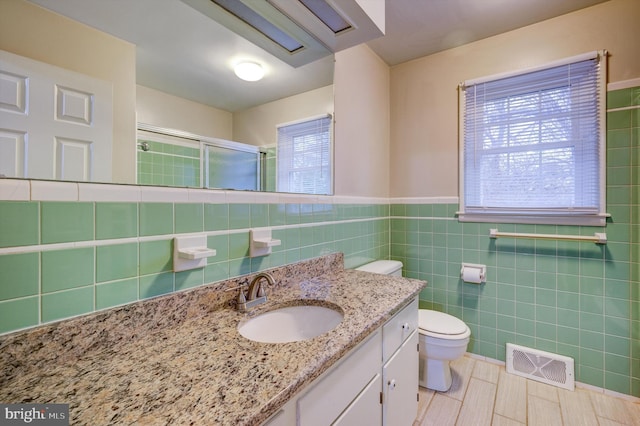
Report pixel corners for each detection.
[237,287,247,305]
[257,283,266,298]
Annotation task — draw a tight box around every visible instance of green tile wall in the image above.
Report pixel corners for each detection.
[95,278,138,310]
[41,248,94,293]
[0,202,38,248]
[0,253,39,299]
[0,297,38,333]
[96,243,138,283]
[391,86,640,397]
[0,200,388,337]
[175,203,204,233]
[139,203,173,236]
[41,202,93,244]
[41,287,94,323]
[137,139,200,187]
[95,202,138,239]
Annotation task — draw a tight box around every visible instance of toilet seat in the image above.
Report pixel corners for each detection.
[418,310,470,340]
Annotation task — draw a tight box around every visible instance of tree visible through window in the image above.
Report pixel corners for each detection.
[277,115,332,195]
[459,52,606,225]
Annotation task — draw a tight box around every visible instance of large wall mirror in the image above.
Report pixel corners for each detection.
[0,0,334,194]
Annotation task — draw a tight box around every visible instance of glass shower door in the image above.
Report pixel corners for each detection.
[202,142,261,191]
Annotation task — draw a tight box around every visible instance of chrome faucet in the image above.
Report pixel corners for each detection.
[236,272,274,312]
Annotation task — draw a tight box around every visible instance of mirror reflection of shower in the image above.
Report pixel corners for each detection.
[136,124,268,191]
[202,143,262,191]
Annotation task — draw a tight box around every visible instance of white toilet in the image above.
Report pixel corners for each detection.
[355,260,470,392]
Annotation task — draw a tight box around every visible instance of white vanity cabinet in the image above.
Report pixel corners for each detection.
[263,297,419,426]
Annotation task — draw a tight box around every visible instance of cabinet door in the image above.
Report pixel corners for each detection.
[298,331,382,426]
[382,330,418,426]
[333,374,382,426]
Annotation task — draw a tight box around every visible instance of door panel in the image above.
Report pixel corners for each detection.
[333,374,382,426]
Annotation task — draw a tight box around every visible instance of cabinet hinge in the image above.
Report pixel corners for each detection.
[417,392,420,402]
[380,392,384,404]
[417,343,419,352]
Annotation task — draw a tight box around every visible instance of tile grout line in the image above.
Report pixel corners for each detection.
[454,358,475,425]
[489,377,498,426]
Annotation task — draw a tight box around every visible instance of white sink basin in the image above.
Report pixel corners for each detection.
[238,304,343,343]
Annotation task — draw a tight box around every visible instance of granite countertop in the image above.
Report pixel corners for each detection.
[0,254,426,425]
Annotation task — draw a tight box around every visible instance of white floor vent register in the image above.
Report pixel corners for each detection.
[506,343,575,391]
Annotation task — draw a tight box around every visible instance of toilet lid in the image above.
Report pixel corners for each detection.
[419,310,468,335]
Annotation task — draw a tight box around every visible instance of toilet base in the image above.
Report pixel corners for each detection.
[418,357,453,392]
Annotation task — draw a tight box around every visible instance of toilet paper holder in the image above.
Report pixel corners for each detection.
[460,263,486,284]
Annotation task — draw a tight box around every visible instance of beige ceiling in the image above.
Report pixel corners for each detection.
[27,0,609,111]
[368,0,609,66]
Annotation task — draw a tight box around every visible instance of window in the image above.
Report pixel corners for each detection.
[277,115,332,195]
[459,51,607,225]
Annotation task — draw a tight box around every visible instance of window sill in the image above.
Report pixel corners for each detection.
[457,212,609,227]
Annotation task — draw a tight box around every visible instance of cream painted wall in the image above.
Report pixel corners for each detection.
[389,0,640,197]
[232,85,333,147]
[0,0,137,184]
[334,44,390,197]
[136,85,233,140]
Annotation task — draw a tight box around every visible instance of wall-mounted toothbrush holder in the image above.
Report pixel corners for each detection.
[173,235,217,272]
[250,228,281,257]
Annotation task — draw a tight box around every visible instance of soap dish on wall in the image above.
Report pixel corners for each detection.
[173,235,216,271]
[250,228,281,257]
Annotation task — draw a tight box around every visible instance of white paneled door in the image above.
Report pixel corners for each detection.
[0,50,112,181]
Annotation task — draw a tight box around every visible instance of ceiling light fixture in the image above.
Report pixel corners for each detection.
[234,61,264,81]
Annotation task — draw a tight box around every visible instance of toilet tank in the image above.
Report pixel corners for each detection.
[355,260,403,277]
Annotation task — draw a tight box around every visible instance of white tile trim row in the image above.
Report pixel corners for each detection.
[0,179,30,200]
[607,77,640,91]
[390,196,459,204]
[2,179,462,205]
[31,180,79,201]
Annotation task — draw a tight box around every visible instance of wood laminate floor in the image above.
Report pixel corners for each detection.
[414,355,640,426]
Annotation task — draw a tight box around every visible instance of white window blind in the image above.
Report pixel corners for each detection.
[459,51,607,225]
[277,115,332,195]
